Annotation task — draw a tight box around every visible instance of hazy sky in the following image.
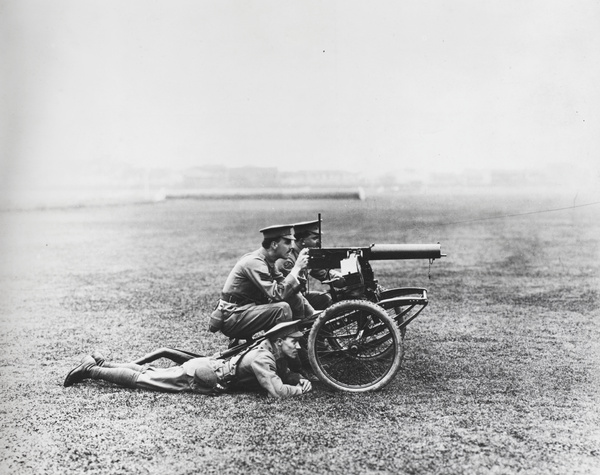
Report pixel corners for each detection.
[2,0,599,187]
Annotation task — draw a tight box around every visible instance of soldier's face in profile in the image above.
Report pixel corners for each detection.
[274,238,293,258]
[301,233,320,249]
[279,336,300,359]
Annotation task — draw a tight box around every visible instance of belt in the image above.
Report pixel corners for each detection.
[221,293,255,306]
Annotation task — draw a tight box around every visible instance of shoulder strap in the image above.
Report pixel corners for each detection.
[217,342,260,386]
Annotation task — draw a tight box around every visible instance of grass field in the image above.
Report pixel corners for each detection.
[1,190,599,474]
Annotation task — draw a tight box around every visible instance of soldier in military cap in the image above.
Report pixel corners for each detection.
[232,320,312,397]
[275,219,345,310]
[208,224,315,343]
[63,321,312,398]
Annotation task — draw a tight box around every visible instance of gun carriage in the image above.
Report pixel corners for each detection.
[136,232,445,393]
[303,243,444,392]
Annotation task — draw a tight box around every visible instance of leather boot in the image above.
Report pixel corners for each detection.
[64,355,96,387]
[91,351,106,366]
[88,366,140,389]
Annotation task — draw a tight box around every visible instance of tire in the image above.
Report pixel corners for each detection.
[307,300,403,392]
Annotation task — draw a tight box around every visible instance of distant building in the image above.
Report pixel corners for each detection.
[181,166,229,188]
[180,165,280,188]
[279,169,362,187]
[228,166,279,187]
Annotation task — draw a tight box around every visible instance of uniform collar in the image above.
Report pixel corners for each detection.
[258,247,277,265]
[260,338,283,359]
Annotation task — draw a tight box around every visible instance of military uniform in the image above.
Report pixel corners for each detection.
[71,341,303,397]
[64,322,308,399]
[231,338,303,397]
[275,220,343,310]
[212,225,314,340]
[275,243,333,310]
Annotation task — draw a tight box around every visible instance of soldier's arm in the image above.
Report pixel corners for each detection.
[309,267,342,281]
[250,353,305,398]
[275,257,295,276]
[275,256,295,277]
[244,256,301,301]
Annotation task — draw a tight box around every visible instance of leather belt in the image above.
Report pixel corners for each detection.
[221,293,254,306]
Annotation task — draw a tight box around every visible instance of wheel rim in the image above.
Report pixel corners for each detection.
[309,300,402,392]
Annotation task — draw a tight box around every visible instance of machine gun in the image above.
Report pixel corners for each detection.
[136,209,446,393]
[308,243,444,302]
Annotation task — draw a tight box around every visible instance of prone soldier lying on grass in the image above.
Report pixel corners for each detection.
[63,322,312,398]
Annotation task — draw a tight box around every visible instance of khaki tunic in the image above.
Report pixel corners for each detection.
[233,339,303,398]
[217,247,314,338]
[222,247,301,305]
[135,341,303,398]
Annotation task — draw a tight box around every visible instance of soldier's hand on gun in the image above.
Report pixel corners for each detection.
[294,248,310,270]
[299,378,313,394]
[289,248,309,279]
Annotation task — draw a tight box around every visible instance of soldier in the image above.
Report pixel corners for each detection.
[63,321,312,398]
[209,224,314,343]
[275,219,345,310]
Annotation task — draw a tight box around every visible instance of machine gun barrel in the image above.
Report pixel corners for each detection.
[308,243,444,269]
[366,244,443,260]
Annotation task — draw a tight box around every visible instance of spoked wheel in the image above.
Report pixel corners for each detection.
[307,300,403,392]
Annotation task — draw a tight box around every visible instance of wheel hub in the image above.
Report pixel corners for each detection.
[348,341,361,355]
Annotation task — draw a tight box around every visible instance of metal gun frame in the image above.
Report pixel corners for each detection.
[298,243,444,392]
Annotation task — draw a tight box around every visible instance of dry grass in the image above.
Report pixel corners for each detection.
[1,191,599,474]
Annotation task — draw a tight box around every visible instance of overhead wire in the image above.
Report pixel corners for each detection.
[435,200,600,227]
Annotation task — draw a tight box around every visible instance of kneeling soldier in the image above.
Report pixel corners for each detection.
[63,321,312,399]
[209,224,315,343]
